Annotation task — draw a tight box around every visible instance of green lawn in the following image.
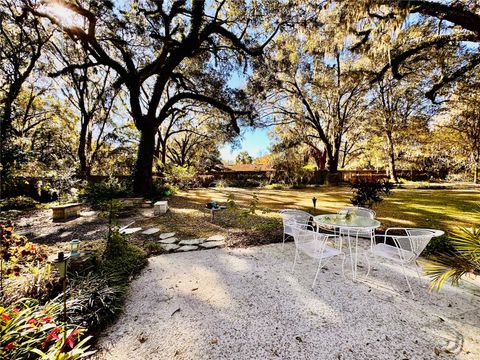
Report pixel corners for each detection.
[175,186,479,235]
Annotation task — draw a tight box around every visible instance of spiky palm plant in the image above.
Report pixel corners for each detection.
[424,208,480,291]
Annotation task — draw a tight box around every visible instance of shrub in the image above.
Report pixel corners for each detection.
[163,165,197,189]
[150,180,178,199]
[101,230,148,279]
[423,234,455,257]
[0,196,39,210]
[0,298,93,359]
[79,177,132,209]
[350,180,393,208]
[65,273,127,330]
[101,244,148,279]
[1,221,48,277]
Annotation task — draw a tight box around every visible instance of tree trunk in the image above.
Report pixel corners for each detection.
[78,121,89,179]
[133,124,156,195]
[474,157,479,184]
[386,132,398,182]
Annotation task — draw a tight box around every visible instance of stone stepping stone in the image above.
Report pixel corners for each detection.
[200,240,225,249]
[59,231,73,238]
[159,232,176,239]
[120,227,142,235]
[80,211,96,217]
[206,235,226,242]
[161,244,180,252]
[178,238,204,246]
[141,227,160,235]
[159,237,178,244]
[177,245,199,252]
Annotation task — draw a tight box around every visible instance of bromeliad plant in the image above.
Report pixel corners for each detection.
[424,205,480,291]
[1,298,94,359]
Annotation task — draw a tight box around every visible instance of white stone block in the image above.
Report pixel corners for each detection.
[154,201,168,215]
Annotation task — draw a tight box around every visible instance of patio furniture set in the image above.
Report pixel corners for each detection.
[280,207,444,298]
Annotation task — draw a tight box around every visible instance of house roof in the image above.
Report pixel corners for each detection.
[223,163,275,172]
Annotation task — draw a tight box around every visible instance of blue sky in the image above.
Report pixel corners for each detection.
[220,127,272,162]
[221,70,272,162]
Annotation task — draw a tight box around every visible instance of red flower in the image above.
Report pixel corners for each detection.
[2,313,11,321]
[66,328,80,349]
[4,342,15,350]
[42,316,52,323]
[11,307,20,313]
[42,327,61,349]
[27,318,38,325]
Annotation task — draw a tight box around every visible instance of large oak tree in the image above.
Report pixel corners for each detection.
[28,0,277,194]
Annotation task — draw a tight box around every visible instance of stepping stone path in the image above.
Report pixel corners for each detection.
[159,232,176,239]
[178,238,204,246]
[160,244,180,252]
[206,235,226,242]
[141,227,160,235]
[200,240,225,249]
[120,227,142,235]
[177,245,199,252]
[159,237,178,244]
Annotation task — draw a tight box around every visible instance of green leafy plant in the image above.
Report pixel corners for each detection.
[1,221,48,278]
[424,224,480,291]
[350,180,393,208]
[79,177,132,210]
[64,272,127,329]
[0,298,93,359]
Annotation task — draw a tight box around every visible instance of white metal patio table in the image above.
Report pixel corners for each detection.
[313,214,381,281]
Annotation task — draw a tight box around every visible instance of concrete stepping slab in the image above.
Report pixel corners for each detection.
[200,240,225,249]
[141,227,160,235]
[206,235,226,242]
[120,227,142,234]
[159,237,178,244]
[177,245,199,252]
[159,232,176,239]
[178,239,204,246]
[161,244,180,252]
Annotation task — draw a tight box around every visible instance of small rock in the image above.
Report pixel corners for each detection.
[177,245,199,252]
[59,231,73,238]
[178,239,204,246]
[159,237,178,244]
[200,240,225,249]
[159,232,176,239]
[161,244,180,251]
[141,227,160,235]
[206,235,226,241]
[120,227,142,234]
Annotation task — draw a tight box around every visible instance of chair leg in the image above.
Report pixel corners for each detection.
[312,257,324,289]
[341,254,347,280]
[292,249,299,273]
[364,251,371,278]
[400,264,415,299]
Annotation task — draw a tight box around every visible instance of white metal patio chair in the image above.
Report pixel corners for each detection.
[291,225,345,288]
[366,227,444,298]
[279,209,313,248]
[338,206,376,219]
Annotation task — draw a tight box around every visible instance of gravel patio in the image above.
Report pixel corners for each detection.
[95,242,480,360]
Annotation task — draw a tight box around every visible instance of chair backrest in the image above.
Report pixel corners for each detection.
[280,210,313,236]
[338,206,376,219]
[386,228,444,263]
[291,225,325,249]
[280,209,312,225]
